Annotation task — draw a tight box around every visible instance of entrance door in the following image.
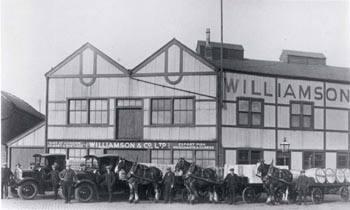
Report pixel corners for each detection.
[116,108,143,139]
[105,149,150,163]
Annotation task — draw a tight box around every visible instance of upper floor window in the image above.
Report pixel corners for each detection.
[151,97,194,125]
[290,101,313,129]
[68,99,108,125]
[237,98,264,127]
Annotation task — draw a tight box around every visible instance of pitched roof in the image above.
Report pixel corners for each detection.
[280,50,326,60]
[45,42,129,77]
[211,58,350,83]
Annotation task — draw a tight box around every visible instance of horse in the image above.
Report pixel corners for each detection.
[257,160,292,205]
[175,158,218,204]
[115,158,162,203]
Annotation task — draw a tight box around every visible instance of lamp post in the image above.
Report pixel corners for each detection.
[280,137,290,169]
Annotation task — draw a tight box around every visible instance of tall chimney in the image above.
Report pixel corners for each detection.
[205,28,212,60]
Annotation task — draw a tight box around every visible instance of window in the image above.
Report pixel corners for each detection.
[151,150,172,164]
[303,151,325,169]
[88,149,104,156]
[49,148,67,155]
[290,101,313,129]
[173,150,193,162]
[195,151,215,167]
[337,152,349,168]
[117,99,143,107]
[68,99,108,125]
[276,151,291,166]
[237,150,263,164]
[151,98,194,125]
[237,98,264,127]
[68,149,87,160]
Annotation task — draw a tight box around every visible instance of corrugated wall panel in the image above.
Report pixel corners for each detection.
[326,109,348,130]
[222,128,275,149]
[325,152,337,169]
[326,132,348,150]
[277,130,323,150]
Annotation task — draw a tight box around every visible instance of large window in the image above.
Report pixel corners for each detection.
[290,101,313,129]
[68,99,108,125]
[337,152,349,168]
[303,151,325,169]
[237,98,264,127]
[151,150,172,164]
[237,150,263,164]
[195,151,215,167]
[151,98,194,125]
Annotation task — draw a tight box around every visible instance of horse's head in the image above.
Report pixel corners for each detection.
[175,158,190,174]
[257,159,270,178]
[129,161,138,175]
[188,162,197,175]
[116,158,126,173]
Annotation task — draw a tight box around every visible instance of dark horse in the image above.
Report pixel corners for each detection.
[175,158,218,203]
[115,158,163,203]
[257,160,292,204]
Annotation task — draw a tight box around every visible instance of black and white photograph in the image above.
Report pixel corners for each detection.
[1,0,350,210]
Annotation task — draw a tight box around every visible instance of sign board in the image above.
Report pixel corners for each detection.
[47,140,216,150]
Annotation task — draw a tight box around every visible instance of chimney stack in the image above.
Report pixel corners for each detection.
[205,28,213,60]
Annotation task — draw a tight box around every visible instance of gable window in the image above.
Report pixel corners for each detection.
[303,151,325,169]
[237,150,263,164]
[68,99,108,125]
[237,98,264,127]
[290,101,313,129]
[151,97,194,125]
[337,152,349,168]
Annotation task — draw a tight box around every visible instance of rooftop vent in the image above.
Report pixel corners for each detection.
[280,50,326,65]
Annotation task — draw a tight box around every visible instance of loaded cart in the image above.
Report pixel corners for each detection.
[306,182,350,204]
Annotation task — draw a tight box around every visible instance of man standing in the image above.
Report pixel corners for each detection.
[49,164,60,200]
[296,170,309,205]
[102,165,115,202]
[59,161,77,203]
[224,168,237,204]
[1,163,13,199]
[163,167,175,203]
[14,163,23,182]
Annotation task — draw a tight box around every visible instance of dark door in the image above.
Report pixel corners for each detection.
[116,108,143,139]
[105,149,150,163]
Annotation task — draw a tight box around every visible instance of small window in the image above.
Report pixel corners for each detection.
[49,148,67,155]
[151,150,172,164]
[68,149,87,160]
[276,151,291,167]
[303,151,325,169]
[237,150,263,164]
[89,99,108,124]
[195,150,215,167]
[237,98,264,127]
[290,101,313,129]
[68,99,109,125]
[68,99,88,124]
[337,153,349,168]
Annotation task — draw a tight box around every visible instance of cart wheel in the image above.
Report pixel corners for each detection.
[242,187,256,203]
[311,188,323,204]
[340,186,349,201]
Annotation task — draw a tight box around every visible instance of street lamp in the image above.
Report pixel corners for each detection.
[280,137,290,168]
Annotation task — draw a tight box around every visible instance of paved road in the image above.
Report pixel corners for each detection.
[1,195,350,210]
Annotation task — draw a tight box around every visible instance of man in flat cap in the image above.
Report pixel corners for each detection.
[224,168,238,204]
[163,167,175,203]
[296,170,309,205]
[59,160,77,203]
[102,165,115,202]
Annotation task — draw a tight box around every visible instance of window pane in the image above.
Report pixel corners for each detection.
[291,103,301,114]
[251,151,261,164]
[238,113,249,125]
[252,114,262,126]
[164,99,171,110]
[186,99,193,110]
[303,116,312,128]
[303,152,314,169]
[303,104,312,115]
[152,100,158,110]
[238,150,249,164]
[164,111,171,124]
[238,100,249,111]
[291,115,300,127]
[186,111,193,124]
[251,101,262,112]
[174,99,180,110]
[152,112,158,124]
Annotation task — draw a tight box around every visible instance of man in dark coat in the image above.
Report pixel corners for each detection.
[163,167,175,203]
[49,163,60,200]
[59,161,77,203]
[102,165,115,202]
[224,168,238,204]
[1,163,13,199]
[296,170,309,205]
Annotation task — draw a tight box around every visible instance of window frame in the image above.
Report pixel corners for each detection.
[336,152,350,169]
[150,96,195,126]
[67,98,110,126]
[236,149,264,164]
[290,101,314,130]
[276,150,291,167]
[236,97,264,128]
[302,151,325,169]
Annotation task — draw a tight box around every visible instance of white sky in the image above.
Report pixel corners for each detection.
[1,0,350,112]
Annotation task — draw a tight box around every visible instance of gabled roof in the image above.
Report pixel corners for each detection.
[45,42,129,77]
[6,121,45,147]
[131,38,217,74]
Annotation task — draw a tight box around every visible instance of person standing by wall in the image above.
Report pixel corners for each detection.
[102,165,115,202]
[296,170,309,205]
[49,164,60,200]
[59,161,77,204]
[1,163,13,199]
[224,168,237,204]
[14,163,23,182]
[163,167,175,203]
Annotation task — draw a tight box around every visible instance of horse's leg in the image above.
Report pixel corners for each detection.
[154,183,160,202]
[263,184,271,204]
[190,182,199,202]
[213,186,218,203]
[184,183,192,202]
[128,183,134,203]
[134,183,139,203]
[208,190,213,203]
